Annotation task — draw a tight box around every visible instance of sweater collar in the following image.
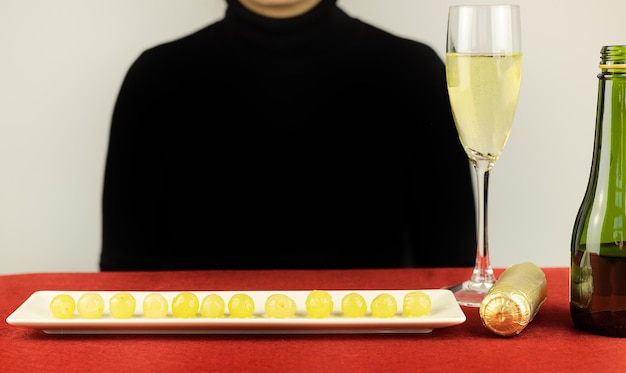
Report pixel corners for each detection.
[221,0,343,53]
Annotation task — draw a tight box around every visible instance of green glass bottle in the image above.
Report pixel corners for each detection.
[571,45,626,337]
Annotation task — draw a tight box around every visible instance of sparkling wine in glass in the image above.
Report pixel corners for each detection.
[445,5,522,307]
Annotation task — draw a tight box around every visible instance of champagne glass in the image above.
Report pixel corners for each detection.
[445,5,522,307]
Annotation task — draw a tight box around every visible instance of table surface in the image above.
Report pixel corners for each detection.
[1,267,623,372]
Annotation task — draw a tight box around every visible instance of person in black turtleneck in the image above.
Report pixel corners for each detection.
[100,0,477,271]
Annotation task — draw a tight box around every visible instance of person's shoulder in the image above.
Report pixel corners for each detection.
[338,9,440,64]
[359,21,437,59]
[136,21,224,64]
[121,20,229,79]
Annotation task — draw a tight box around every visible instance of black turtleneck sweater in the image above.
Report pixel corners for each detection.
[100,0,477,270]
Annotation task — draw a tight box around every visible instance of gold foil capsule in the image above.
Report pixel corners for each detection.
[479,262,547,337]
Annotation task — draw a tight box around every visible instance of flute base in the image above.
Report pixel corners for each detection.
[446,280,494,307]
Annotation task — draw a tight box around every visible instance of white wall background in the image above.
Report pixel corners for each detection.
[1,0,622,274]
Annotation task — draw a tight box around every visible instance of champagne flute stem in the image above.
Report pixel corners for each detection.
[471,158,496,286]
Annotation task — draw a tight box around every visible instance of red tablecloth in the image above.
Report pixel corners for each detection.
[1,267,623,372]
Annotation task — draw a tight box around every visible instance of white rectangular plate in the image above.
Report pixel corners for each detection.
[6,289,465,334]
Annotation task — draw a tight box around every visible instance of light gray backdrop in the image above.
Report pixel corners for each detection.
[1,0,621,273]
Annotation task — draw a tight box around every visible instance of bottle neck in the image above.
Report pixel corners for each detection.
[584,62,626,253]
[599,64,626,76]
[599,45,626,78]
[599,64,626,69]
[600,45,626,65]
[573,46,626,259]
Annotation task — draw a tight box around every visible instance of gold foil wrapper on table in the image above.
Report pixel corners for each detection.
[479,262,547,337]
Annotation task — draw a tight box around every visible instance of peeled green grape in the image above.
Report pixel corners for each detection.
[77,292,105,319]
[172,292,199,318]
[402,291,431,317]
[228,293,255,318]
[265,294,296,318]
[341,292,367,318]
[305,290,334,318]
[49,294,76,319]
[200,294,226,318]
[109,292,136,318]
[370,293,397,318]
[142,293,169,318]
